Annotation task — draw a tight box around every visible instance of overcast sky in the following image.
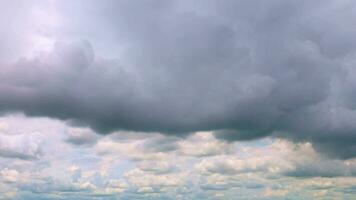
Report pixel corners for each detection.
[1,0,356,199]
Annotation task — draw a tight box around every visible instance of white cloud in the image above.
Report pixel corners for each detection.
[0,115,355,199]
[0,168,19,183]
[178,132,232,157]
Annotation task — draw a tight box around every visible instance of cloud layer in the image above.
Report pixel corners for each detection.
[0,115,356,199]
[1,0,356,158]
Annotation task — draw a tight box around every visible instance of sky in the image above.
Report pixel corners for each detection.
[0,0,356,199]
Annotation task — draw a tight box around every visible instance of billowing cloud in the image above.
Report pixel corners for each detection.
[1,0,356,160]
[0,124,43,160]
[195,140,356,178]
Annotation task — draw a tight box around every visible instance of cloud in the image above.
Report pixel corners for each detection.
[2,114,355,199]
[0,148,39,161]
[1,0,356,160]
[124,168,187,189]
[0,133,42,160]
[95,131,231,161]
[0,168,19,183]
[177,132,232,157]
[195,140,356,178]
[137,161,176,175]
[64,128,100,147]
[0,115,355,199]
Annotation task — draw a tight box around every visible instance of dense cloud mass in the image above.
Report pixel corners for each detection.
[1,0,356,158]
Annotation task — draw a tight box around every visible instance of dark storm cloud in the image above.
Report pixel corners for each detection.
[1,0,356,158]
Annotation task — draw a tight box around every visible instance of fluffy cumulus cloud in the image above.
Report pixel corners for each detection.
[0,115,356,199]
[1,0,356,158]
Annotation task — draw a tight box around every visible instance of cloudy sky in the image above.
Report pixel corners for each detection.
[1,0,356,199]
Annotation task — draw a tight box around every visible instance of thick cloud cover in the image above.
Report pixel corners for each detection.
[1,0,356,158]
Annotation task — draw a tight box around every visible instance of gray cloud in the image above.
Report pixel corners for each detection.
[64,128,100,147]
[0,149,39,160]
[1,0,356,158]
[140,136,180,153]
